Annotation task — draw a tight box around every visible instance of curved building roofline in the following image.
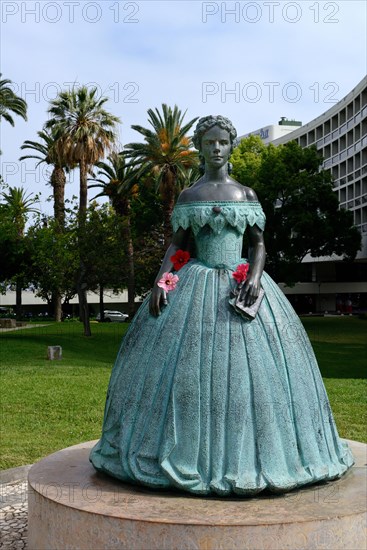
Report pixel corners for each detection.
[272,75,367,145]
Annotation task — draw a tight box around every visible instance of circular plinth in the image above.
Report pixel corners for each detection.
[28,440,366,550]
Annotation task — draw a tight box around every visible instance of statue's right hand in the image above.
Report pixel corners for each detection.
[149,285,167,317]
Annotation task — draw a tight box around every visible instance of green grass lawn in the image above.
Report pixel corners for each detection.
[300,317,366,443]
[0,321,129,469]
[0,317,366,469]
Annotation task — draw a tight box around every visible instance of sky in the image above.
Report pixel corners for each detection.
[1,0,366,216]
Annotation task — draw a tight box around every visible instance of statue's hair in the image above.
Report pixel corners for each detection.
[192,115,237,152]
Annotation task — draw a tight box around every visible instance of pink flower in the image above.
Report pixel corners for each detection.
[232,263,249,284]
[157,272,179,292]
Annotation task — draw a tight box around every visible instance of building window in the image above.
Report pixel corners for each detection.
[332,114,339,130]
[347,157,354,174]
[347,102,354,119]
[308,130,315,144]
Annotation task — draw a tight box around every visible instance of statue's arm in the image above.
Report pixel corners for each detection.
[239,223,266,306]
[149,227,191,317]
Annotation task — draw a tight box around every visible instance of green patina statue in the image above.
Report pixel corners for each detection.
[90,115,353,496]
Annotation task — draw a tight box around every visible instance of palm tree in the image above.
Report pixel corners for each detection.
[0,74,27,127]
[125,104,199,246]
[1,187,38,320]
[45,86,120,336]
[1,187,39,236]
[45,86,120,221]
[20,129,68,229]
[90,152,137,317]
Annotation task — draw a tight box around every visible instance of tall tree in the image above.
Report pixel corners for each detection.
[20,129,70,321]
[231,137,361,284]
[1,186,39,236]
[79,203,127,318]
[0,187,39,319]
[0,74,27,127]
[20,129,68,229]
[90,152,137,317]
[27,218,78,315]
[45,86,120,336]
[129,183,166,296]
[125,104,199,245]
[45,86,120,220]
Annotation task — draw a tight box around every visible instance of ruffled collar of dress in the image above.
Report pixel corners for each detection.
[171,201,265,235]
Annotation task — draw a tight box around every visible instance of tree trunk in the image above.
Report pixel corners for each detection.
[51,166,66,229]
[121,202,135,318]
[78,288,91,336]
[99,286,105,321]
[79,158,88,222]
[78,157,91,336]
[77,275,91,337]
[51,166,66,322]
[54,291,62,322]
[15,279,22,321]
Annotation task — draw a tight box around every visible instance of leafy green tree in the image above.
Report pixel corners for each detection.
[230,134,265,187]
[0,75,27,127]
[79,203,127,318]
[125,104,199,245]
[45,86,121,336]
[0,187,39,318]
[130,184,166,296]
[90,152,137,316]
[20,129,71,321]
[0,204,30,289]
[27,204,127,322]
[27,218,78,314]
[231,137,361,284]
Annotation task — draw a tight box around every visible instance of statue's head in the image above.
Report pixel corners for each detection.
[192,115,237,154]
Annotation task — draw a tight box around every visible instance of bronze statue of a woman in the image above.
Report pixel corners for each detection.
[90,115,353,495]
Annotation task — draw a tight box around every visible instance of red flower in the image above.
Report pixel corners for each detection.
[170,249,190,271]
[232,263,249,284]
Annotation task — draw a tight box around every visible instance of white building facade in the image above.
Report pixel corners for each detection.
[272,76,367,260]
[241,76,367,313]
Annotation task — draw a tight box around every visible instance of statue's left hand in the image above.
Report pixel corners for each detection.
[239,276,261,307]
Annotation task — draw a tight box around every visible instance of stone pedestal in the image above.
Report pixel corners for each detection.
[28,440,366,550]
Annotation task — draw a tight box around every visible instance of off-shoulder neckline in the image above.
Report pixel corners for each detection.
[175,200,261,206]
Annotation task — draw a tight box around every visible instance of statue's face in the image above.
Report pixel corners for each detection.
[201,126,232,169]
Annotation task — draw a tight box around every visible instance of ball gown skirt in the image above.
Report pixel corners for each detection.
[90,202,354,496]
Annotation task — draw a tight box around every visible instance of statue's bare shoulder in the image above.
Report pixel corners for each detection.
[227,177,259,202]
[177,177,259,204]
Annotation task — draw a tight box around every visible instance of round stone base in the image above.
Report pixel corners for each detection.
[28,440,366,550]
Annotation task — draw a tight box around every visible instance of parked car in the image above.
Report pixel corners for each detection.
[0,307,15,318]
[96,310,129,323]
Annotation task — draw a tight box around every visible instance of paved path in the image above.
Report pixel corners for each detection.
[0,465,31,549]
[0,324,46,334]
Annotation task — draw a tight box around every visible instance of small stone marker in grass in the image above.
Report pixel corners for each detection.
[47,346,62,360]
